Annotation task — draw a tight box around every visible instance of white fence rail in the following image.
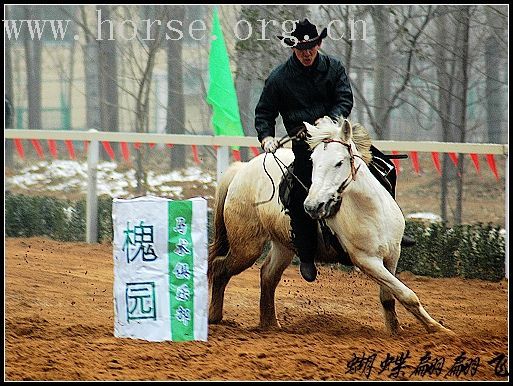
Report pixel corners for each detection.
[5,130,509,251]
[5,129,509,155]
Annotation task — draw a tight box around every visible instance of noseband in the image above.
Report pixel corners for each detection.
[321,139,365,194]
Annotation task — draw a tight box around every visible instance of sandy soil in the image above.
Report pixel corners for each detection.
[5,237,509,381]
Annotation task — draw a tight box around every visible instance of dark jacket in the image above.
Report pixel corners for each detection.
[255,53,353,142]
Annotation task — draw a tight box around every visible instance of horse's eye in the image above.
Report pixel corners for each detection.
[335,161,343,168]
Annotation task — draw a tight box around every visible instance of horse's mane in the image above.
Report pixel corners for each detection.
[307,117,373,165]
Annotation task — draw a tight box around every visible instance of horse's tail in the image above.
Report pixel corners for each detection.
[208,162,244,280]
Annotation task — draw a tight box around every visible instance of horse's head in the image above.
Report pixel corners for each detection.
[303,117,372,219]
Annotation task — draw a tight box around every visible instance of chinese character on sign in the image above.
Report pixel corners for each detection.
[126,282,156,322]
[173,262,191,280]
[173,217,188,235]
[174,238,191,257]
[346,352,377,379]
[122,221,159,263]
[175,283,191,302]
[175,305,191,326]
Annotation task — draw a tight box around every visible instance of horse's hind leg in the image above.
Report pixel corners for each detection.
[208,238,266,324]
[208,254,230,324]
[356,255,453,335]
[259,241,294,329]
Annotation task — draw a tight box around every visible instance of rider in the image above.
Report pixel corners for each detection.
[255,19,413,283]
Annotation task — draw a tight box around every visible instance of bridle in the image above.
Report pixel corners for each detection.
[320,138,366,194]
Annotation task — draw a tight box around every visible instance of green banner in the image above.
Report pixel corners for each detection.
[168,200,194,341]
[206,7,244,149]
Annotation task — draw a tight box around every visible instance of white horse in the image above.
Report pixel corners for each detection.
[208,117,452,335]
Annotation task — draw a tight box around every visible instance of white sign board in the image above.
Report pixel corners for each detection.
[112,196,208,342]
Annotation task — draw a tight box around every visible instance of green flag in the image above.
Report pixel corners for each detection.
[206,8,244,139]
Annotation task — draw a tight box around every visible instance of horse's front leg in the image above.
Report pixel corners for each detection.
[259,241,295,329]
[354,253,454,335]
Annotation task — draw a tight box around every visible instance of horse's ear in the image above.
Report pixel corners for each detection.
[340,119,352,142]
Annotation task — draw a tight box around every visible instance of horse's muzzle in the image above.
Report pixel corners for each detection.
[304,196,341,219]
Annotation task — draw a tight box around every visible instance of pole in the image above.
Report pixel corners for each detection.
[217,145,230,183]
[86,129,99,243]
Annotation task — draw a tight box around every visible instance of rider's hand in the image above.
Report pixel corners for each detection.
[261,136,279,154]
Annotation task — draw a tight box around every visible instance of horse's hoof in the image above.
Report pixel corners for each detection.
[439,326,456,336]
[387,325,403,336]
[258,321,281,331]
[208,314,223,324]
[428,324,455,336]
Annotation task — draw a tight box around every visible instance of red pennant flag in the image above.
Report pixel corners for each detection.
[448,152,459,167]
[120,142,131,162]
[232,149,241,161]
[391,151,401,174]
[166,143,174,149]
[101,141,115,161]
[470,153,480,174]
[134,142,141,150]
[431,152,442,175]
[213,145,219,151]
[47,139,58,159]
[448,152,461,176]
[410,151,420,175]
[64,140,76,160]
[149,143,156,149]
[14,138,25,159]
[31,139,45,159]
[250,146,261,157]
[486,154,499,181]
[191,145,201,164]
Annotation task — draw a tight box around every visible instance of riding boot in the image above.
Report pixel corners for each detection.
[289,141,318,282]
[289,185,319,281]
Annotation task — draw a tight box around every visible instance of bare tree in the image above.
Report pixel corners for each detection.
[454,7,472,224]
[97,5,119,159]
[320,5,434,139]
[370,6,392,139]
[24,5,43,132]
[165,5,186,168]
[70,5,102,135]
[485,6,507,143]
[111,5,166,193]
[5,5,15,167]
[433,8,456,222]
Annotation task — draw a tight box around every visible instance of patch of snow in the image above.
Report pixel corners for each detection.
[6,160,215,200]
[406,212,443,223]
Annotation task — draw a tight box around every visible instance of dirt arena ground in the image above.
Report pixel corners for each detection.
[5,237,509,381]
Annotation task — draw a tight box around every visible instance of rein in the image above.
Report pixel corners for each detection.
[253,127,309,207]
[254,131,365,207]
[320,139,365,194]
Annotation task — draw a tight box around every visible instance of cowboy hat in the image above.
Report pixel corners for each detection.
[277,18,328,50]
